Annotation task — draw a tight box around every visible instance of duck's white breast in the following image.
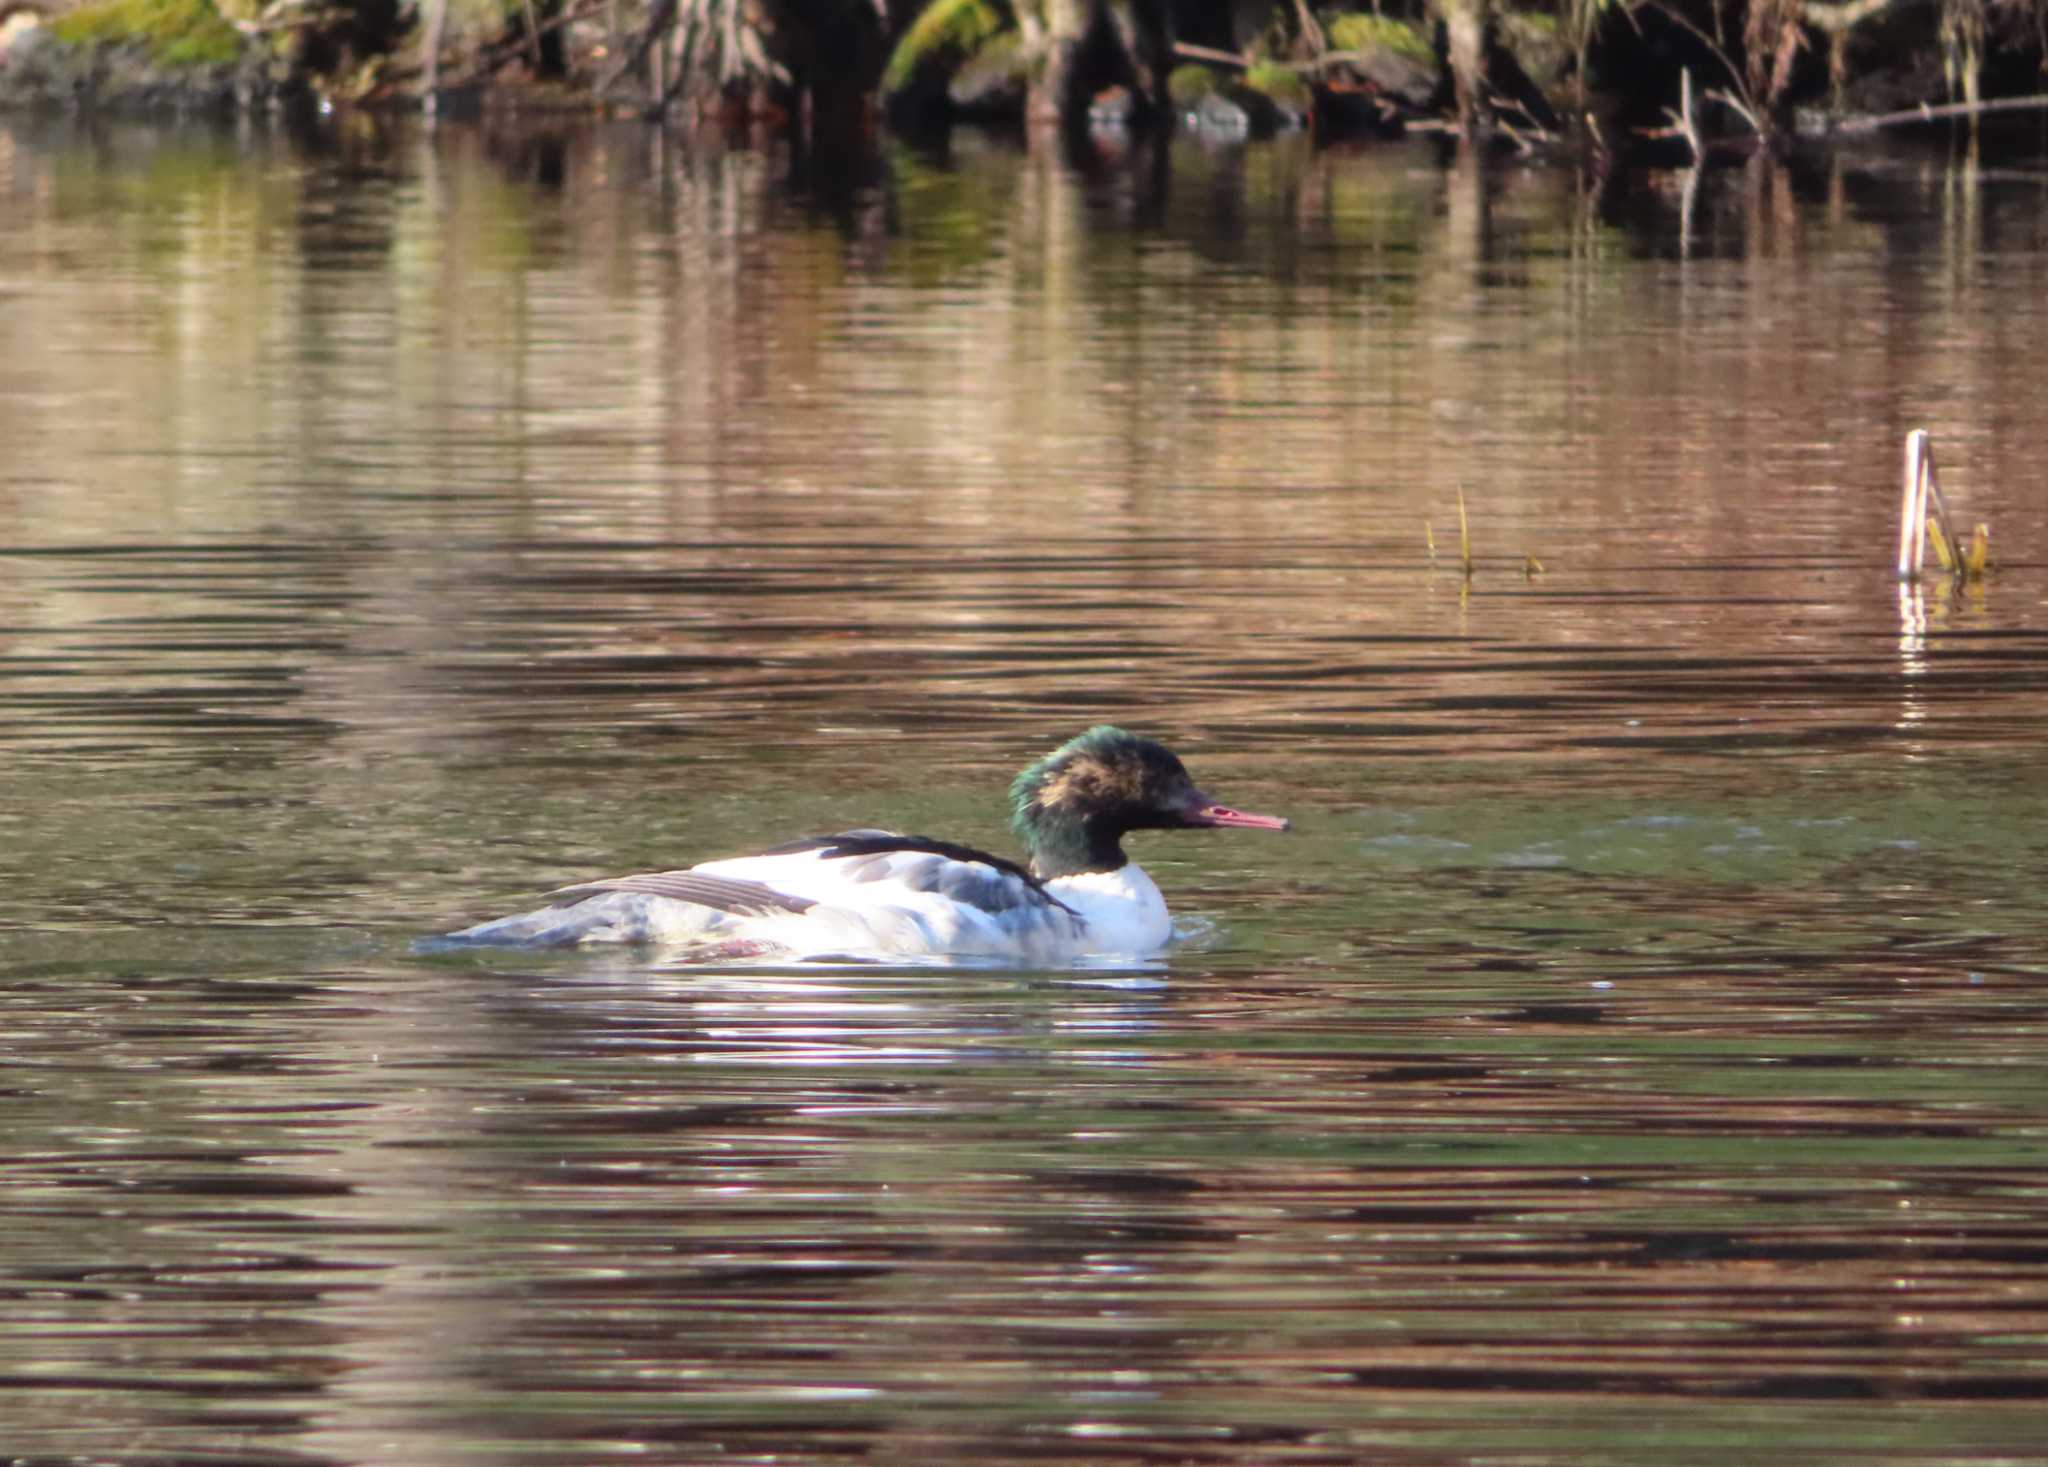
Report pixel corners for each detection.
[1042,864,1172,956]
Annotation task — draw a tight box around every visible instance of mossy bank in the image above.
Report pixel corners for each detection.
[0,0,306,113]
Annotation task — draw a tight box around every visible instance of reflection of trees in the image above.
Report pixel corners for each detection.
[0,120,2041,767]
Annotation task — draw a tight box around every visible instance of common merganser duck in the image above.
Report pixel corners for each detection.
[430,726,1288,963]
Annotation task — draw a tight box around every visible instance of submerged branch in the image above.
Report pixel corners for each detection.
[1832,91,2048,132]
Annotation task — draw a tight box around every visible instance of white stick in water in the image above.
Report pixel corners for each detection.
[1897,429,1929,580]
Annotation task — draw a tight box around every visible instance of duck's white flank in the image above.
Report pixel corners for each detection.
[436,844,1175,963]
[430,727,1287,964]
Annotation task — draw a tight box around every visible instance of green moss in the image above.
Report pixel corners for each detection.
[1167,63,1220,106]
[1243,61,1311,108]
[52,0,244,66]
[882,0,1004,96]
[1325,12,1433,65]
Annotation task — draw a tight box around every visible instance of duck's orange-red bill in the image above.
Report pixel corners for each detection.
[1188,801,1290,832]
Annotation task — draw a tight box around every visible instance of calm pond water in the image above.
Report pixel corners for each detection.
[2,113,2047,1464]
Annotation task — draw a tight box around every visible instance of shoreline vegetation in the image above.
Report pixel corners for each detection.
[2,0,2047,160]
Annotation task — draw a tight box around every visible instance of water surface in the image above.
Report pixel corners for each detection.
[1,115,2046,1464]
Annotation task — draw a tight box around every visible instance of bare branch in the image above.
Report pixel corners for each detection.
[1703,86,1762,134]
[1628,0,1757,117]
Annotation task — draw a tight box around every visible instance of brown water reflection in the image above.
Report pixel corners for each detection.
[0,115,2045,1465]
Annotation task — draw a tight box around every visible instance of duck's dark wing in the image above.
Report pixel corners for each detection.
[551,872,817,916]
[765,830,1077,917]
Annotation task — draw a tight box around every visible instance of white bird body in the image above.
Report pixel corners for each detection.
[438,839,1173,962]
[431,728,1284,965]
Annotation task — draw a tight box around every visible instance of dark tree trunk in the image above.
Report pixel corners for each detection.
[535,0,567,77]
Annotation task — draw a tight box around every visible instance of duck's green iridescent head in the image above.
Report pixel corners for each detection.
[1009,726,1289,879]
